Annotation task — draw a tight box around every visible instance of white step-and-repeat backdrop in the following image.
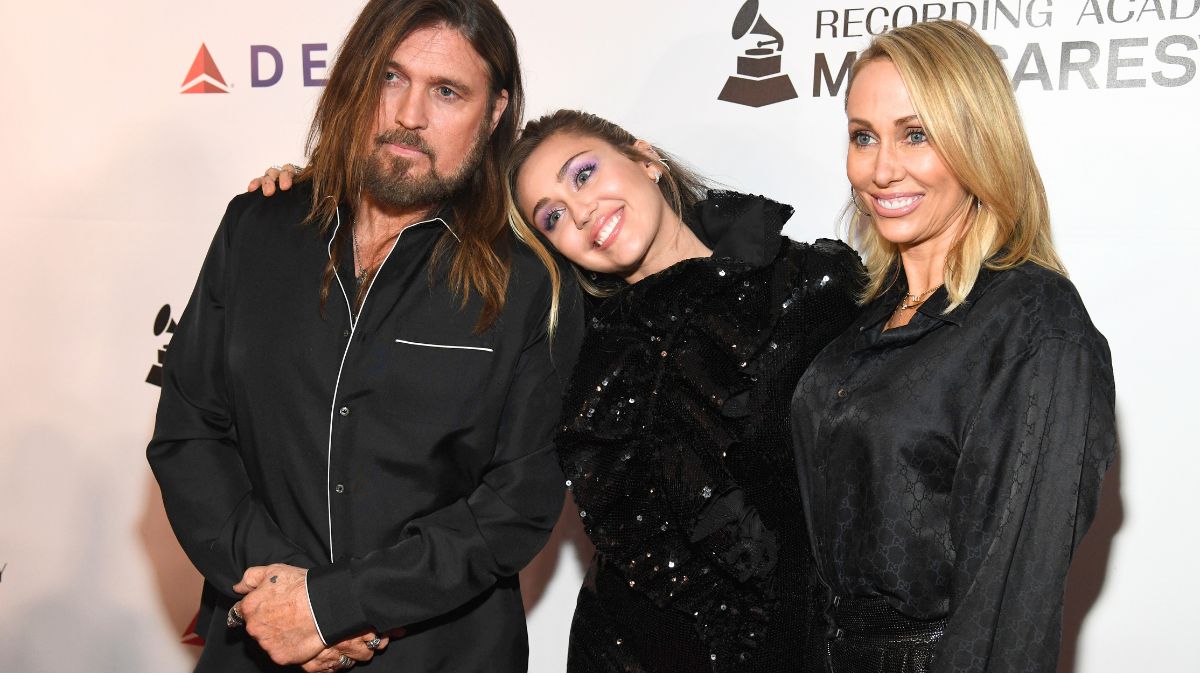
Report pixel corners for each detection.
[1,0,1196,670]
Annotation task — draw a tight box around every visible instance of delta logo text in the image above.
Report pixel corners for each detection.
[181,42,331,94]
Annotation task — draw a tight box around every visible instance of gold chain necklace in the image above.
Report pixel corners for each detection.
[896,284,941,311]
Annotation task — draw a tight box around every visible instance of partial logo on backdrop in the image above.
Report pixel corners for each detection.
[180,41,330,93]
[141,305,199,646]
[181,611,204,646]
[181,44,229,94]
[718,0,799,107]
[810,1,1200,96]
[146,304,177,387]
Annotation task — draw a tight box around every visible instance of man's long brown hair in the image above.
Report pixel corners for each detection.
[301,0,523,332]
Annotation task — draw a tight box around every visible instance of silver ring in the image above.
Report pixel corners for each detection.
[270,165,284,171]
[225,603,245,628]
[338,654,354,669]
[365,636,382,650]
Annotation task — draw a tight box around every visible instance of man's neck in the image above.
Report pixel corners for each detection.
[353,193,439,241]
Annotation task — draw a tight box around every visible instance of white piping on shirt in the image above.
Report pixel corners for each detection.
[394,338,494,353]
[323,208,454,562]
[303,570,328,646]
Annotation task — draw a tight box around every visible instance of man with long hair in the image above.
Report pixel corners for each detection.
[148,0,583,670]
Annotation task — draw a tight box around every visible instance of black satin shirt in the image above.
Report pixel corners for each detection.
[148,183,585,671]
[790,262,1116,672]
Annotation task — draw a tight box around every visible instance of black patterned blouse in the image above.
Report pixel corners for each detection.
[557,192,864,672]
[790,262,1117,672]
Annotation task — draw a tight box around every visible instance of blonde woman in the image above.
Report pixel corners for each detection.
[789,20,1117,672]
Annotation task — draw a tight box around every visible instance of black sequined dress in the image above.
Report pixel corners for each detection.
[556,192,864,672]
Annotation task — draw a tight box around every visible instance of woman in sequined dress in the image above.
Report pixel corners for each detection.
[503,110,863,672]
[252,110,864,670]
[789,21,1117,672]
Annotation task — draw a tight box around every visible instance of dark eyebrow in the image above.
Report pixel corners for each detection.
[528,150,592,220]
[385,61,474,97]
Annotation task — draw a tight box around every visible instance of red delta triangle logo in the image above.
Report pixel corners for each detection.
[181,43,229,94]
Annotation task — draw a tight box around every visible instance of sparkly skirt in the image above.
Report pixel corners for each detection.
[566,562,711,672]
[814,595,946,672]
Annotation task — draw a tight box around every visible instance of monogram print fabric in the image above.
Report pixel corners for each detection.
[791,262,1117,672]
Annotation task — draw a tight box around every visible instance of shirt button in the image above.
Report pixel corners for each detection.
[334,483,345,494]
[341,329,350,338]
[339,406,351,417]
[836,388,848,400]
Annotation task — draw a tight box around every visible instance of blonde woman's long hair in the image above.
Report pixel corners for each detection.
[846,20,1066,310]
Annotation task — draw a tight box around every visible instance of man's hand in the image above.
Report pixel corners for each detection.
[299,631,395,672]
[232,564,325,666]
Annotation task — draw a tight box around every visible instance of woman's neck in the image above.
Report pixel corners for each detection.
[624,214,712,285]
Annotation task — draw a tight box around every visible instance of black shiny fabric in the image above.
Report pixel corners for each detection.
[790,262,1117,672]
[148,184,586,671]
[557,192,865,672]
[821,595,945,672]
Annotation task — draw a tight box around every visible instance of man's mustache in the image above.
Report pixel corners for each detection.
[375,129,434,157]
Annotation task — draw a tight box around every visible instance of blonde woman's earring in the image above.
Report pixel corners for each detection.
[851,188,870,217]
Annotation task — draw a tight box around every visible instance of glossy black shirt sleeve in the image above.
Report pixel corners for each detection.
[934,335,1116,671]
[148,202,318,597]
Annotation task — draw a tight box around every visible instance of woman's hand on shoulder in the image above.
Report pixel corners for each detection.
[246,163,302,196]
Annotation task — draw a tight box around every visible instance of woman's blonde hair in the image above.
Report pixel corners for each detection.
[845,20,1066,310]
[505,109,710,333]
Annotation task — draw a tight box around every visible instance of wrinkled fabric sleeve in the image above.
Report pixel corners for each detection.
[305,274,587,643]
[934,337,1117,672]
[147,199,317,598]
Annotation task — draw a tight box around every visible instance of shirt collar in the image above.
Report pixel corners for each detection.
[852,265,1003,350]
[690,191,790,267]
[326,203,458,259]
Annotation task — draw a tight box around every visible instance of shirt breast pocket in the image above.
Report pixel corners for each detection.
[388,337,496,427]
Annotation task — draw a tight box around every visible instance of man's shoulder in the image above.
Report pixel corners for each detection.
[504,233,585,326]
[222,181,315,231]
[507,234,574,291]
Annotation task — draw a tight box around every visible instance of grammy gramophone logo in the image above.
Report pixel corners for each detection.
[145,304,177,387]
[718,0,798,107]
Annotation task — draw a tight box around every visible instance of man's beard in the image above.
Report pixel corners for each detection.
[362,119,490,211]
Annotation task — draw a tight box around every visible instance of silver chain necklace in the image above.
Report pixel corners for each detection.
[351,223,368,285]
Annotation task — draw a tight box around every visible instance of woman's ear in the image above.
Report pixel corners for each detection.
[633,139,663,182]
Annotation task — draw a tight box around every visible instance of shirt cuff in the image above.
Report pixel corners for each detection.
[306,561,371,644]
[303,570,328,647]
